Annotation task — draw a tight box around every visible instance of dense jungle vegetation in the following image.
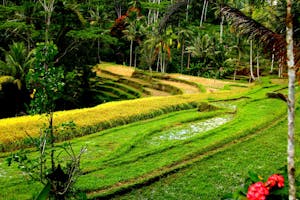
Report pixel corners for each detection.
[0,0,299,118]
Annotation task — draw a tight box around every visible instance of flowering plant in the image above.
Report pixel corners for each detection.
[222,171,289,200]
[246,174,285,200]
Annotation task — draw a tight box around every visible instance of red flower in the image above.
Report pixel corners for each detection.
[247,182,269,200]
[266,174,284,189]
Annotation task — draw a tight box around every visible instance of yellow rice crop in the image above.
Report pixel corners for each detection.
[169,74,248,89]
[0,90,245,149]
[95,62,135,77]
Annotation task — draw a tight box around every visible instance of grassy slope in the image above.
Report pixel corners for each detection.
[84,87,289,199]
[112,108,300,200]
[0,83,291,199]
[0,64,297,199]
[0,63,246,151]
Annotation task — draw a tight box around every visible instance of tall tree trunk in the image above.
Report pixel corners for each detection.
[256,49,260,80]
[204,1,208,21]
[180,39,185,73]
[114,0,122,18]
[148,9,152,25]
[134,47,137,68]
[129,39,133,66]
[39,0,55,43]
[156,52,160,72]
[270,52,275,73]
[200,0,207,27]
[187,52,191,69]
[156,0,160,22]
[97,38,101,63]
[220,15,224,44]
[249,40,256,81]
[186,0,190,22]
[278,58,283,77]
[160,49,163,72]
[286,0,296,199]
[270,45,275,73]
[234,38,241,81]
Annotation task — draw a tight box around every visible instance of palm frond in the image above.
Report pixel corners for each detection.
[159,0,188,33]
[221,4,300,70]
[65,3,87,26]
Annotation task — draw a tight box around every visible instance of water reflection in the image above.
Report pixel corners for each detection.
[153,114,234,141]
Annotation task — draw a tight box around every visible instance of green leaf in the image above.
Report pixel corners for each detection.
[35,182,51,200]
[248,170,261,182]
[6,157,12,166]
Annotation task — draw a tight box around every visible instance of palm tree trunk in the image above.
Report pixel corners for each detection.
[134,47,137,68]
[185,0,189,21]
[220,15,224,44]
[181,39,185,73]
[200,0,207,27]
[97,38,101,63]
[270,52,274,73]
[130,39,133,66]
[148,9,152,25]
[204,1,208,21]
[249,40,256,81]
[156,0,160,22]
[156,53,160,72]
[160,50,163,72]
[256,49,260,80]
[286,0,296,199]
[278,58,283,77]
[187,52,191,69]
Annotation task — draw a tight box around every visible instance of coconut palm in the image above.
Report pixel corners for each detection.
[186,33,218,76]
[220,4,299,69]
[160,1,299,197]
[175,25,193,72]
[140,27,158,71]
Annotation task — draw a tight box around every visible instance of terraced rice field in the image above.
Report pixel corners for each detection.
[0,63,299,199]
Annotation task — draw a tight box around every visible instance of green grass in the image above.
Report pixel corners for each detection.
[0,109,226,199]
[112,110,300,200]
[81,94,287,197]
[0,83,297,200]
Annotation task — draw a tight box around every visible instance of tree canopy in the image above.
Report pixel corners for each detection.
[0,0,299,117]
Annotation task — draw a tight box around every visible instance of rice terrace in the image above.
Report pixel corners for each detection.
[0,0,300,199]
[0,62,298,199]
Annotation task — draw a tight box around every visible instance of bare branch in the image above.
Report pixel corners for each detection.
[55,40,80,63]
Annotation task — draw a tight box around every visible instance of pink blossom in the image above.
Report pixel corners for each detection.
[247,182,269,200]
[266,174,284,189]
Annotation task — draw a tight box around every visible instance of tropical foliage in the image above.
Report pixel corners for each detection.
[0,0,299,117]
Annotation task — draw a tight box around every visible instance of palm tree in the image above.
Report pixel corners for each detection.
[122,5,143,67]
[0,42,34,114]
[160,1,299,197]
[200,0,209,27]
[140,27,159,71]
[123,24,137,67]
[175,26,193,72]
[186,33,216,75]
[0,42,34,89]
